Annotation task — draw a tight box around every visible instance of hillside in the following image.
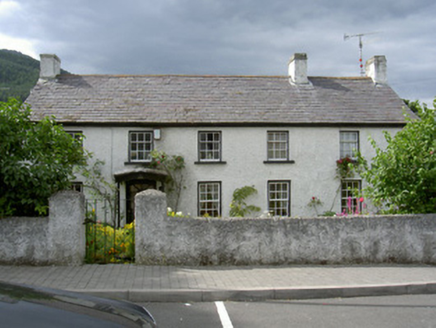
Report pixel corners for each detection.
[0,49,40,102]
[0,49,69,102]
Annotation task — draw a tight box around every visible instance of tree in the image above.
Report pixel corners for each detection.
[358,99,436,214]
[0,98,87,217]
[403,99,422,114]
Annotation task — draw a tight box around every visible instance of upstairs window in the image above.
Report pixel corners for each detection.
[198,182,221,217]
[198,131,221,162]
[268,180,291,217]
[129,131,153,162]
[267,131,289,161]
[340,131,359,159]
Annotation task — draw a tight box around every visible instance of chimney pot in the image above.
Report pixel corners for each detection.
[365,55,387,84]
[288,53,309,85]
[39,54,61,80]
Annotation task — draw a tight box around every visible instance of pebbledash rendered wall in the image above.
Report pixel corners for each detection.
[0,190,85,265]
[2,189,436,266]
[70,125,398,219]
[135,190,436,266]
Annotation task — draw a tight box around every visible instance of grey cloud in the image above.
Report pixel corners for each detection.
[3,0,436,104]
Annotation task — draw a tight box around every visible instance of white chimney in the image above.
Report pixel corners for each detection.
[39,54,61,80]
[365,55,387,84]
[288,53,309,85]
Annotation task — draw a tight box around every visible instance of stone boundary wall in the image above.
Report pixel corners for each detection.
[135,190,436,265]
[0,190,85,265]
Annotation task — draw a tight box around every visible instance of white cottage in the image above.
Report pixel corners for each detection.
[27,53,414,223]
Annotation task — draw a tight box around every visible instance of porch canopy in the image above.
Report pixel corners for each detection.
[114,167,168,183]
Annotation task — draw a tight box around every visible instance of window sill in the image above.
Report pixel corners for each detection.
[264,160,295,164]
[194,161,227,165]
[124,161,152,165]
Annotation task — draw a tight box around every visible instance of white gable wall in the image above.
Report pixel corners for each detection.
[68,125,399,219]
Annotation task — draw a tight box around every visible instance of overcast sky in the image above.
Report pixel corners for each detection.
[1,0,435,106]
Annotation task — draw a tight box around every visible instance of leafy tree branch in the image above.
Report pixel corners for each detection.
[0,98,88,216]
[358,100,436,213]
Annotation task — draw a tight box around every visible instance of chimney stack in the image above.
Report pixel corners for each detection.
[39,54,61,80]
[288,53,309,85]
[365,55,387,85]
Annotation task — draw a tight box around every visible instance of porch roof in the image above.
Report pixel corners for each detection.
[114,167,168,183]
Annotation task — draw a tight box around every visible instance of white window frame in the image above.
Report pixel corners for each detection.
[198,131,221,162]
[66,131,83,146]
[70,182,83,193]
[66,131,83,140]
[198,182,221,217]
[268,180,291,217]
[340,131,359,159]
[341,179,362,214]
[129,131,153,162]
[267,131,289,161]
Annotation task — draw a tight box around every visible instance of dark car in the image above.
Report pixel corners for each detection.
[0,281,156,327]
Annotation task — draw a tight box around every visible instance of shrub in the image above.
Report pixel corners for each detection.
[229,185,261,217]
[359,101,436,213]
[0,98,87,216]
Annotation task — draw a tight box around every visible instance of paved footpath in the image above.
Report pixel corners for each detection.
[1,264,436,302]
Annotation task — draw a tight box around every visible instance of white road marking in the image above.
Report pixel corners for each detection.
[215,301,234,328]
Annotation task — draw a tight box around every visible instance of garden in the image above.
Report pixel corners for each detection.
[85,209,135,264]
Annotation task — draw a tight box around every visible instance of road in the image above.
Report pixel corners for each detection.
[140,294,436,327]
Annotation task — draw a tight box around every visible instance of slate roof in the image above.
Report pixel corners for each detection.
[26,74,412,126]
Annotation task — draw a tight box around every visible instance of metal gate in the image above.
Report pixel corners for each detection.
[85,199,135,264]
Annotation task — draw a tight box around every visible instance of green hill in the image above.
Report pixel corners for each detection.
[0,49,69,102]
[0,49,40,102]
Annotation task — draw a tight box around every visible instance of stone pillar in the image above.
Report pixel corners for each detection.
[48,190,85,265]
[135,189,167,264]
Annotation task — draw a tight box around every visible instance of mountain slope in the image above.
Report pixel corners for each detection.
[0,49,69,102]
[0,49,40,102]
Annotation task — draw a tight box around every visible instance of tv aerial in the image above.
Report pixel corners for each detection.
[344,32,380,76]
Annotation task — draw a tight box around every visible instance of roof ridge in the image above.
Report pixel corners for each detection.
[60,74,369,80]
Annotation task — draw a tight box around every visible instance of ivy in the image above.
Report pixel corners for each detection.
[150,149,185,211]
[336,156,356,179]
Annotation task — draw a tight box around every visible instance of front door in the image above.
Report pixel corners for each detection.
[126,180,156,223]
